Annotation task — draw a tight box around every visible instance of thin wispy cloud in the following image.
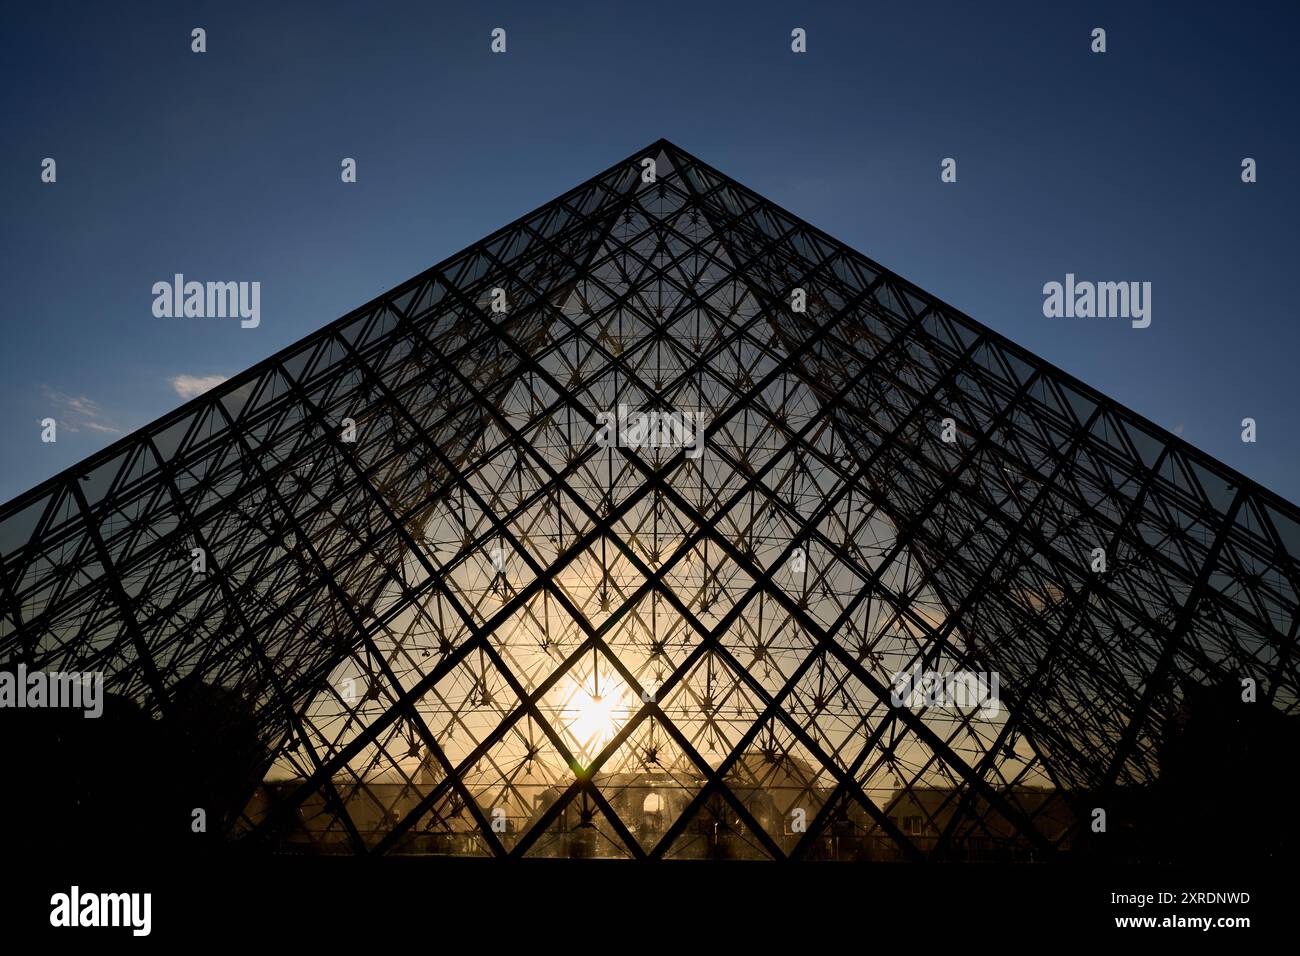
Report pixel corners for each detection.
[170,374,228,400]
[39,386,123,435]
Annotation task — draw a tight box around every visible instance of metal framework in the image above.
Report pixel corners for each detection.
[2,139,1297,860]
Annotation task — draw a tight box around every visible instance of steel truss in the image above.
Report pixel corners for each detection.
[1,139,1297,861]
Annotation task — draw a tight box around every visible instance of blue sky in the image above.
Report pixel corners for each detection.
[2,0,1297,504]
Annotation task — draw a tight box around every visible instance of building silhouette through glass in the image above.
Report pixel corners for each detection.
[2,140,1297,861]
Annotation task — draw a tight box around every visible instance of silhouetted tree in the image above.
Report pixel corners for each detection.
[0,669,268,860]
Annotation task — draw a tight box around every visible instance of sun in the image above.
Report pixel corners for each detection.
[564,675,630,762]
[572,690,617,746]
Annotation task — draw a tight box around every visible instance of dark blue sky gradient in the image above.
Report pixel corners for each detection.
[2,0,1297,503]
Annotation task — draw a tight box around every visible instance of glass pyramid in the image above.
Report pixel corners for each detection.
[2,139,1296,861]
